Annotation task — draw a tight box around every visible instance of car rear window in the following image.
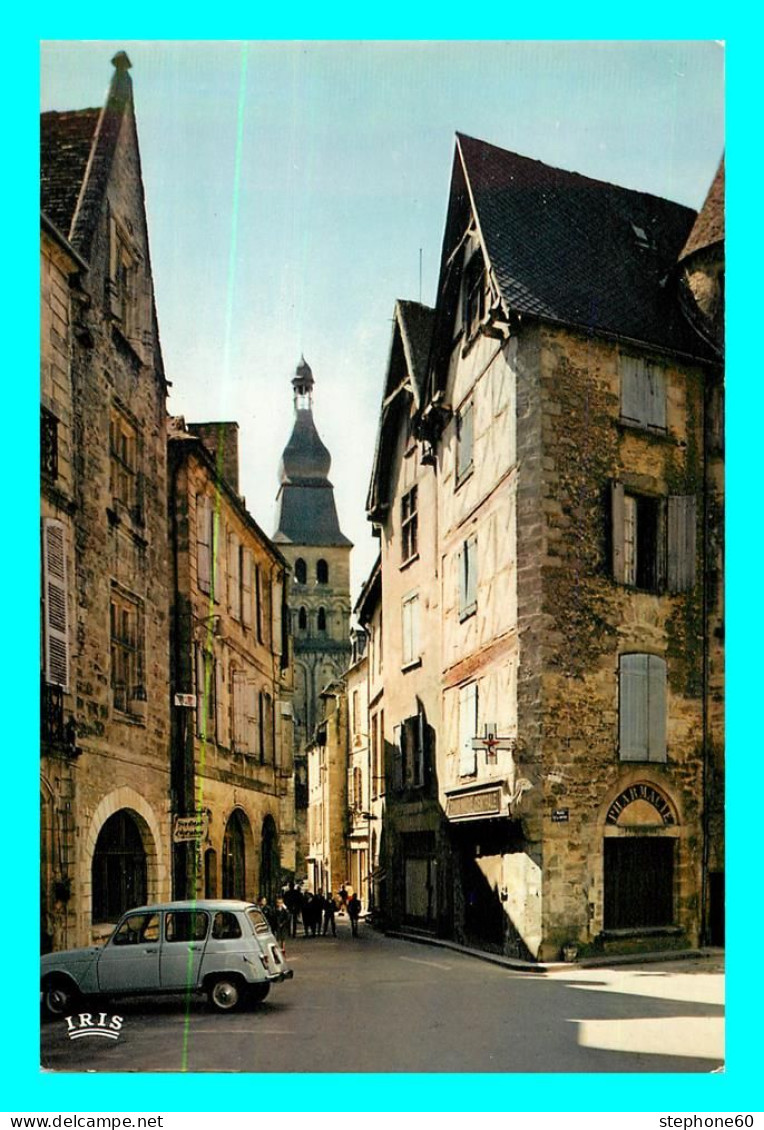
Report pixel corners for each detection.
[246,908,271,936]
[165,910,209,943]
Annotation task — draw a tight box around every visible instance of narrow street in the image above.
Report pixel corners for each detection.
[41,918,724,1073]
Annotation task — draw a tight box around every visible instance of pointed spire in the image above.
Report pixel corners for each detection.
[292,356,315,411]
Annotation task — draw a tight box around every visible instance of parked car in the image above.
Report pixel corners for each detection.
[40,899,293,1017]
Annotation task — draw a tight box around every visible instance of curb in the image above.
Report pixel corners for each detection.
[385,930,724,974]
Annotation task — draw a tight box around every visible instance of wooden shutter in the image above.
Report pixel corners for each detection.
[647,362,667,430]
[241,549,253,628]
[667,495,697,593]
[215,656,225,744]
[611,481,626,584]
[465,537,477,610]
[459,683,478,776]
[43,519,69,689]
[245,680,258,756]
[195,646,207,737]
[621,356,647,425]
[647,655,667,762]
[392,724,403,791]
[232,670,245,749]
[212,513,225,604]
[619,653,648,761]
[227,533,241,620]
[196,495,211,594]
[415,711,425,787]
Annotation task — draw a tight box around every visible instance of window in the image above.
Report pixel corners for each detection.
[401,592,420,666]
[456,398,474,485]
[463,250,486,338]
[393,713,425,791]
[110,408,140,517]
[165,910,209,943]
[352,766,363,811]
[459,535,478,619]
[231,669,257,753]
[212,910,242,940]
[92,811,147,924]
[195,645,217,741]
[259,690,274,764]
[108,215,140,342]
[458,682,478,777]
[110,587,144,714]
[317,558,329,584]
[111,912,158,946]
[196,495,225,602]
[295,558,307,584]
[317,607,327,633]
[371,713,379,800]
[619,653,667,762]
[42,518,69,690]
[611,483,696,594]
[620,356,666,430]
[298,606,308,632]
[401,486,418,563]
[352,689,360,736]
[41,408,59,480]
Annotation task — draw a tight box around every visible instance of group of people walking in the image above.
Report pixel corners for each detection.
[257,884,363,951]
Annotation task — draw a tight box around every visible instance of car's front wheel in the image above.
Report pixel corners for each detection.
[41,976,80,1019]
[207,975,244,1013]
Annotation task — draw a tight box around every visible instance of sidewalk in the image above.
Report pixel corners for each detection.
[385,927,725,974]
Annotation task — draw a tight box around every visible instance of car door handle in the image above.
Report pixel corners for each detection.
[188,944,202,951]
[144,947,158,953]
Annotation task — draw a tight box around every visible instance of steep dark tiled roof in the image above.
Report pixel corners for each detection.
[680,158,724,261]
[40,109,100,239]
[457,133,710,358]
[396,300,435,403]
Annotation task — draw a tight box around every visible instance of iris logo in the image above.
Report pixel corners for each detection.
[65,1012,124,1041]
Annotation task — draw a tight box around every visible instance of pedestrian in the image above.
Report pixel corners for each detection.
[274,896,290,955]
[347,892,362,937]
[286,883,303,938]
[322,891,338,937]
[339,884,348,915]
[302,891,314,936]
[312,889,325,936]
[258,895,275,931]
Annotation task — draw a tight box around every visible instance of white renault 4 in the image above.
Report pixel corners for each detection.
[41,900,293,1017]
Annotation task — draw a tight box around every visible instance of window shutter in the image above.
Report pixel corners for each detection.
[262,573,272,647]
[619,654,648,761]
[466,537,477,609]
[648,363,667,430]
[215,657,225,744]
[227,534,241,620]
[245,680,258,756]
[458,545,467,613]
[415,711,425,787]
[195,646,207,737]
[196,495,211,594]
[212,513,225,604]
[43,519,69,689]
[656,497,668,593]
[620,356,642,423]
[611,481,626,584]
[392,724,403,791]
[241,549,253,628]
[647,655,667,762]
[232,670,245,749]
[667,495,697,593]
[458,683,478,776]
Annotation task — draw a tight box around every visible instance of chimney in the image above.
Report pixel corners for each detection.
[189,422,240,494]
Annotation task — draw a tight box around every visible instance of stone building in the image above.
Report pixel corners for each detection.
[368,134,724,959]
[353,556,385,914]
[306,682,348,896]
[40,54,172,948]
[345,628,371,906]
[167,418,295,904]
[273,358,352,879]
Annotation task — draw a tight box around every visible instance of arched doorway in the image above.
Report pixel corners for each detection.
[602,782,679,931]
[259,815,280,903]
[92,810,147,924]
[222,810,247,899]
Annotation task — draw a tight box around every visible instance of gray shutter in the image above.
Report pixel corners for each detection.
[656,497,668,593]
[215,656,225,744]
[241,549,253,628]
[619,654,648,761]
[648,363,667,430]
[416,711,425,787]
[392,724,403,791]
[459,683,478,776]
[43,519,69,689]
[611,481,626,583]
[621,356,644,424]
[647,655,667,762]
[667,495,697,593]
[466,537,478,609]
[196,495,211,594]
[213,513,225,604]
[195,646,206,737]
[458,545,467,615]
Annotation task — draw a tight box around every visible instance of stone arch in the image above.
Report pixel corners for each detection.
[221,805,256,900]
[259,813,281,903]
[84,788,166,933]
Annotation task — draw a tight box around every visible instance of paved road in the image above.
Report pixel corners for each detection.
[41,918,724,1073]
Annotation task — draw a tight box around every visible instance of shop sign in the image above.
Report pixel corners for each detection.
[446,788,502,821]
[173,812,209,842]
[606,783,675,826]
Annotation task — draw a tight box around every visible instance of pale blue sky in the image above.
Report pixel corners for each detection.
[40,40,724,598]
